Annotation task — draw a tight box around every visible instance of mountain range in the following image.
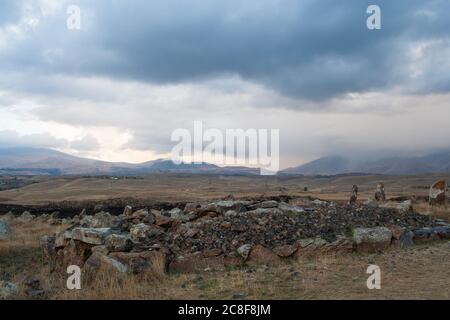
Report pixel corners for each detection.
[0,147,259,175]
[1,147,450,176]
[281,152,450,175]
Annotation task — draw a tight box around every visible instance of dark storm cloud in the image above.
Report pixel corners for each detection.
[1,0,450,101]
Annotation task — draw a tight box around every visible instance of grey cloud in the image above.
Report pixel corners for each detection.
[1,0,450,101]
[70,134,99,151]
[0,130,68,149]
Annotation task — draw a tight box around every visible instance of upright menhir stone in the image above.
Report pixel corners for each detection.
[429,179,446,206]
[374,183,386,202]
[349,185,358,204]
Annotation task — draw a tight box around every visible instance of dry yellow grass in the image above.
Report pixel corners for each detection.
[0,173,448,205]
[413,201,450,221]
[1,219,449,300]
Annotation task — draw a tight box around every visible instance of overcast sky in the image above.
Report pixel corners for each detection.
[1,0,450,169]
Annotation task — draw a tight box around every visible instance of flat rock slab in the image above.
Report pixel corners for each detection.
[353,227,393,253]
[70,227,113,245]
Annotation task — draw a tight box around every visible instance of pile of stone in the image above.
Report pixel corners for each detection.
[39,197,450,274]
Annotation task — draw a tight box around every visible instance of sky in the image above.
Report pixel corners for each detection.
[1,0,450,169]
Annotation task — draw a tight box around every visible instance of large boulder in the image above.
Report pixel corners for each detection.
[353,227,393,252]
[105,234,134,252]
[0,219,11,240]
[244,208,283,215]
[272,244,298,257]
[154,214,177,228]
[168,208,197,222]
[296,236,354,258]
[202,201,249,214]
[70,227,113,245]
[80,212,120,228]
[0,281,18,300]
[277,202,305,214]
[108,251,168,275]
[247,245,281,266]
[129,223,163,242]
[379,200,412,212]
[57,239,94,266]
[84,252,128,274]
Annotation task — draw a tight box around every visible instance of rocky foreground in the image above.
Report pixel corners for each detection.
[2,197,450,277]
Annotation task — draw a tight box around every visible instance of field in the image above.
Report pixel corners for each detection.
[0,173,449,205]
[0,173,449,300]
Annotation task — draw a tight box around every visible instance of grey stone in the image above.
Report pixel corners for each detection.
[353,227,393,252]
[400,230,415,247]
[237,244,252,260]
[84,252,128,273]
[106,234,133,252]
[71,227,113,245]
[0,281,18,300]
[0,219,11,240]
[130,223,150,241]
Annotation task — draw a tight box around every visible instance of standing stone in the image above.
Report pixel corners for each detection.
[349,185,358,204]
[429,180,446,206]
[375,183,386,202]
[123,205,133,216]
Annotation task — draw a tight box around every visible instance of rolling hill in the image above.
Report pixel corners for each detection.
[0,147,259,175]
[281,151,450,175]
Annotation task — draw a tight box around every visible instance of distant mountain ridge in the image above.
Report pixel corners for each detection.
[0,147,259,176]
[281,151,450,175]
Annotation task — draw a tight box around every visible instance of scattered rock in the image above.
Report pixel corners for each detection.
[130,223,151,242]
[247,245,281,266]
[106,234,133,252]
[154,214,177,228]
[24,277,45,298]
[109,251,168,274]
[71,227,114,245]
[353,227,393,253]
[0,219,11,240]
[85,252,128,274]
[0,281,18,300]
[364,198,379,208]
[273,245,298,257]
[237,244,252,260]
[380,200,412,212]
[399,230,415,247]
